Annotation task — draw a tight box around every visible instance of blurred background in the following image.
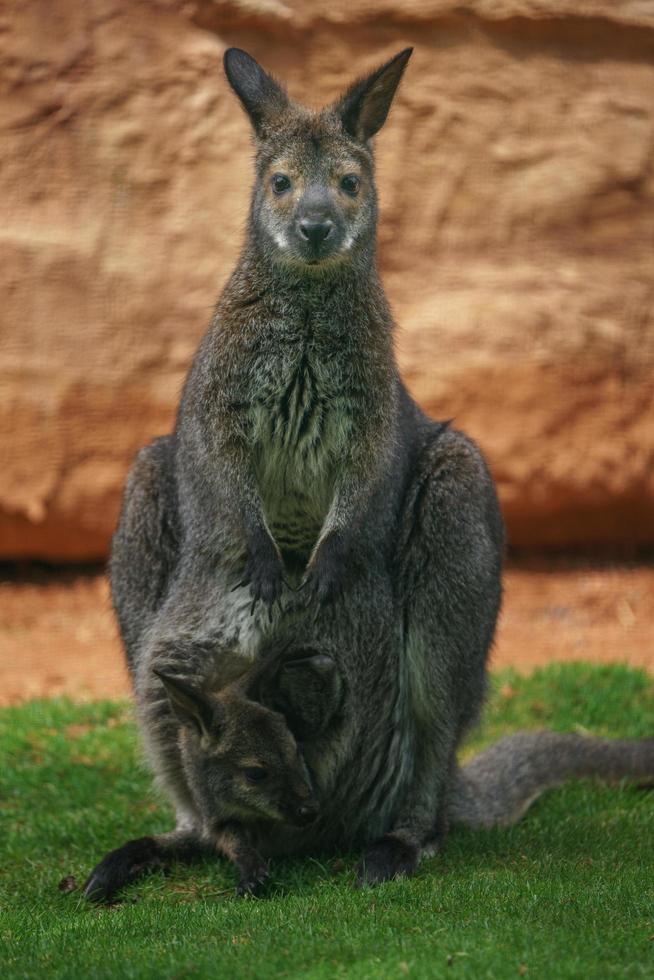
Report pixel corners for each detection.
[1,0,653,701]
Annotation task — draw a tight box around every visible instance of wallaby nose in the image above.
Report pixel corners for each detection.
[299,219,334,247]
[295,803,319,826]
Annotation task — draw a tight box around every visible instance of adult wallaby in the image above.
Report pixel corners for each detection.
[85,47,653,898]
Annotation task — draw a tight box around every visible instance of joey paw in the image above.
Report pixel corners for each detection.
[356,835,419,887]
[235,863,269,897]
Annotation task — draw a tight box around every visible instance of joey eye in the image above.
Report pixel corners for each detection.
[243,766,268,784]
[271,173,291,195]
[340,174,360,196]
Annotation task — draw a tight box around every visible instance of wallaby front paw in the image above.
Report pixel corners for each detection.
[301,533,348,606]
[235,529,286,616]
[244,553,285,614]
[235,861,269,897]
[356,835,419,886]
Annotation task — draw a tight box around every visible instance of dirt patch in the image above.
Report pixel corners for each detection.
[493,557,653,674]
[0,568,126,705]
[0,560,652,705]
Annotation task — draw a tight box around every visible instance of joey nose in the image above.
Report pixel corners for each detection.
[295,804,319,826]
[299,219,334,247]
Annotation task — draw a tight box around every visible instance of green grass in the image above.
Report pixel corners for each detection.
[1,663,653,979]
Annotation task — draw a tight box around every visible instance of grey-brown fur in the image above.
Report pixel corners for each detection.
[85,48,653,900]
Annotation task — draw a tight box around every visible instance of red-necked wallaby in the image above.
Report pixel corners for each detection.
[85,47,653,901]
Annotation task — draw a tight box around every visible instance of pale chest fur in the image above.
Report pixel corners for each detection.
[248,338,356,554]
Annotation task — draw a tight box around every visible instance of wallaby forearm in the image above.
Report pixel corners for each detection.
[313,410,397,547]
[303,365,399,602]
[176,363,287,606]
[84,830,208,903]
[177,376,270,552]
[214,823,269,896]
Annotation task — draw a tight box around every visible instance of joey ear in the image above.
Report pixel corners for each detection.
[241,637,295,703]
[223,47,289,134]
[153,669,219,737]
[276,652,343,739]
[334,47,413,142]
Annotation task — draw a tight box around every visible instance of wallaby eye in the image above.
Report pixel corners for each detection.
[243,766,268,783]
[340,174,360,196]
[271,173,291,195]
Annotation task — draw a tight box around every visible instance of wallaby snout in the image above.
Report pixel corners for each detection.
[295,186,339,260]
[296,216,337,262]
[299,218,334,246]
[284,800,320,828]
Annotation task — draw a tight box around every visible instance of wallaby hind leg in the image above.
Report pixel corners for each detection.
[89,436,206,898]
[84,826,275,903]
[84,830,208,904]
[110,435,179,671]
[358,425,504,884]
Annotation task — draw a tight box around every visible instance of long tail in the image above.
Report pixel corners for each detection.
[448,732,654,829]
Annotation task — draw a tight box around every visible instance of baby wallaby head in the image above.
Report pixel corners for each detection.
[154,669,318,829]
[223,46,412,271]
[157,672,318,826]
[153,646,343,829]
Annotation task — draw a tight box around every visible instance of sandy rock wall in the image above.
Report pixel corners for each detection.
[1,0,653,558]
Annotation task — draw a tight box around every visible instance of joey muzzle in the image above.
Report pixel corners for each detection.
[285,801,320,827]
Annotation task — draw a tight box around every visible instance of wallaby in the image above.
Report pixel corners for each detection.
[86,47,653,899]
[84,645,343,900]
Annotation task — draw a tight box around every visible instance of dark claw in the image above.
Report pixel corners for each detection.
[231,578,250,593]
[238,536,286,617]
[235,864,269,897]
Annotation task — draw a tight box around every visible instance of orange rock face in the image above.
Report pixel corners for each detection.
[1,1,653,558]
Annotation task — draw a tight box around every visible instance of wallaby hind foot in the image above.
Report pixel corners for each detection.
[356,834,420,886]
[84,831,207,904]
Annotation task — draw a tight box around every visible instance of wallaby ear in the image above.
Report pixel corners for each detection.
[241,638,295,703]
[274,652,344,740]
[334,47,413,142]
[153,669,220,738]
[223,47,289,135]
